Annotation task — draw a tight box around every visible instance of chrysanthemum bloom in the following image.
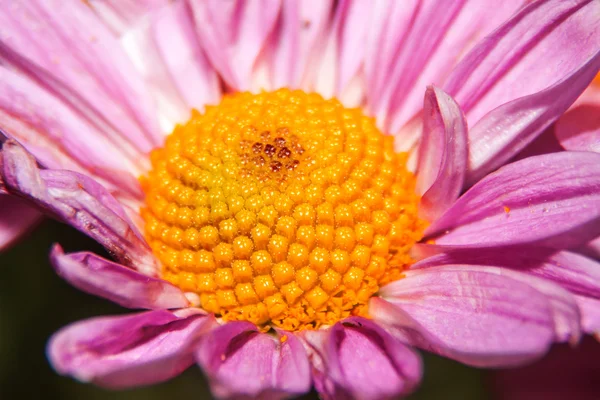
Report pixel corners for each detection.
[1,0,599,398]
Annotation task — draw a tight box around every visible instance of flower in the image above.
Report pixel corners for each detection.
[1,0,599,399]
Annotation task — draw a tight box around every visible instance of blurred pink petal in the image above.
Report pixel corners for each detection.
[0,194,42,250]
[555,104,600,153]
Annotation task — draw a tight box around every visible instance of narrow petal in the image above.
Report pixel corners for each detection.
[384,0,524,134]
[0,194,41,250]
[48,310,214,389]
[302,317,422,400]
[443,0,600,182]
[50,245,189,309]
[372,268,555,367]
[196,322,311,399]
[188,0,281,90]
[87,0,170,35]
[425,152,600,250]
[0,0,162,150]
[0,141,157,276]
[466,56,600,184]
[555,104,600,153]
[0,67,144,199]
[445,0,600,124]
[118,0,221,129]
[268,0,333,90]
[416,87,468,221]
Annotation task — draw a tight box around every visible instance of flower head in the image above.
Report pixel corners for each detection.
[1,0,599,399]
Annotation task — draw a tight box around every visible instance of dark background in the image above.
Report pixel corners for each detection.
[1,219,598,399]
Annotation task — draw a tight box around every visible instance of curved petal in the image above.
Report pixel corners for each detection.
[443,0,600,182]
[196,322,311,399]
[302,317,421,400]
[188,0,281,90]
[416,87,468,221]
[0,0,162,151]
[50,245,189,309]
[445,0,600,124]
[425,152,600,250]
[372,268,556,367]
[48,309,214,389]
[575,296,600,337]
[0,194,42,251]
[466,55,600,184]
[0,141,158,276]
[87,0,170,35]
[555,104,600,153]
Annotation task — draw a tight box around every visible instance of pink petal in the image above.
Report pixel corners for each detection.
[416,87,468,221]
[0,141,158,276]
[372,268,556,367]
[578,236,600,260]
[302,317,421,400]
[443,0,600,182]
[0,194,42,251]
[385,0,525,134]
[413,247,600,337]
[466,56,600,184]
[117,0,221,128]
[196,322,310,399]
[575,296,600,336]
[411,263,581,343]
[87,0,170,35]
[267,0,333,90]
[48,309,214,389]
[0,0,162,151]
[555,104,600,153]
[445,0,600,123]
[425,152,600,250]
[50,245,189,309]
[0,67,144,200]
[188,0,281,90]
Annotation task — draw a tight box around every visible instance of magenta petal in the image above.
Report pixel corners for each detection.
[302,317,421,400]
[555,104,600,153]
[48,310,215,389]
[416,87,468,221]
[50,245,188,309]
[196,322,310,399]
[426,152,600,250]
[372,268,556,367]
[575,296,600,336]
[0,194,41,250]
[1,141,157,275]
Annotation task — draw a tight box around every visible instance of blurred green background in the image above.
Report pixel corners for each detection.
[1,219,597,399]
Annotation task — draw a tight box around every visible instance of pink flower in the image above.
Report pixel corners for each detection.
[1,0,599,399]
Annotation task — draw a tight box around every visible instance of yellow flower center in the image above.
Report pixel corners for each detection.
[140,89,425,331]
